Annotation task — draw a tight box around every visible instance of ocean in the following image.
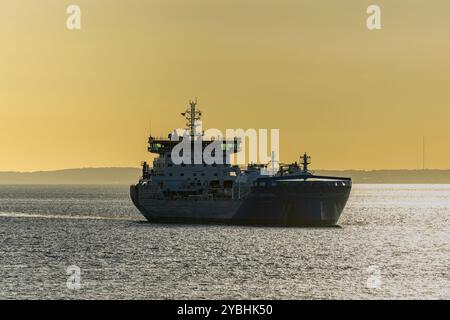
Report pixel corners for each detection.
[0,184,448,299]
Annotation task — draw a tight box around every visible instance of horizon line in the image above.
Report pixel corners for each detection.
[3,167,450,174]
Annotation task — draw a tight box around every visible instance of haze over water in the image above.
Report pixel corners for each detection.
[0,184,448,299]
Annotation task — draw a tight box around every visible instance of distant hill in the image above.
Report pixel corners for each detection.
[315,170,450,184]
[0,168,141,185]
[1,168,450,184]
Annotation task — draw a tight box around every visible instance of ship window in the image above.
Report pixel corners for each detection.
[168,164,173,167]
[214,173,218,176]
[169,173,173,176]
[193,173,197,176]
[201,173,205,176]
[180,173,184,176]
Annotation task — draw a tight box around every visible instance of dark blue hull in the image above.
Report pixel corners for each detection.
[130,180,351,227]
[230,181,351,226]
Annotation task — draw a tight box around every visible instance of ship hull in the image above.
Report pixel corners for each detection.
[130,180,351,227]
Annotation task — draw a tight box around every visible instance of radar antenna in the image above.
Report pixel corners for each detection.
[301,152,311,173]
[181,98,202,137]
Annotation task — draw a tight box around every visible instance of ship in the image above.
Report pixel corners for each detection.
[130,100,352,227]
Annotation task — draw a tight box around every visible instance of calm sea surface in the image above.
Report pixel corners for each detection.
[0,184,448,299]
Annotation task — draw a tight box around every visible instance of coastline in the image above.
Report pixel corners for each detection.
[2,168,450,184]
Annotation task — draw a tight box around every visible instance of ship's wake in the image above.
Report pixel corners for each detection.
[0,211,140,221]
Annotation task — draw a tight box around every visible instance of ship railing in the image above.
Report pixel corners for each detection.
[256,174,352,182]
[149,136,239,142]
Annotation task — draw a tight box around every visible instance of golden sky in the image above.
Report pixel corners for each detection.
[1,0,450,171]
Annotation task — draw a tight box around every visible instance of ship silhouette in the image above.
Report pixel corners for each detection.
[130,100,352,226]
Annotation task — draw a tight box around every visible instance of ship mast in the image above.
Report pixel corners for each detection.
[181,99,202,138]
[301,152,311,173]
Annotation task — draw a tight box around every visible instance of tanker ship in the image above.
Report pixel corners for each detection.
[130,100,351,226]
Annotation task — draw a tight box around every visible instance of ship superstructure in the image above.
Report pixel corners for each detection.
[141,100,241,200]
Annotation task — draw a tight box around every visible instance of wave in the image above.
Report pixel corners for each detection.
[0,211,140,221]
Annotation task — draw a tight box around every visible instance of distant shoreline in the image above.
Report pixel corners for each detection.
[2,167,450,184]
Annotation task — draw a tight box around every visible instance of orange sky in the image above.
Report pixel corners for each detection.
[1,0,450,171]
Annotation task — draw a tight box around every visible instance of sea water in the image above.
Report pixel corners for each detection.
[0,184,448,299]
